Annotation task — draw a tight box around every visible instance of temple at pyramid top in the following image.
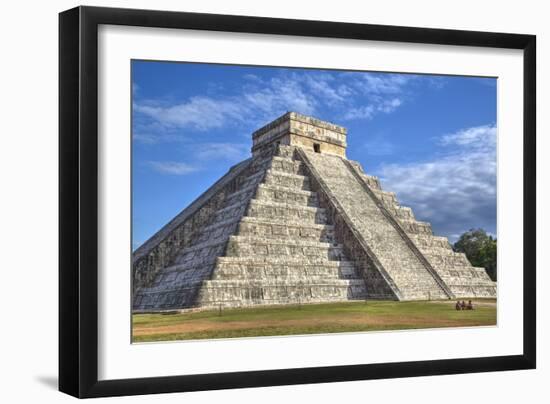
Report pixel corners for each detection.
[252,112,347,158]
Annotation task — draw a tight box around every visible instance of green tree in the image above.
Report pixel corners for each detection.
[453,228,497,281]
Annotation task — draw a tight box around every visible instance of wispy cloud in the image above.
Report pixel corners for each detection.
[147,161,200,175]
[134,97,246,131]
[195,143,250,163]
[375,124,496,241]
[302,73,346,105]
[339,73,412,121]
[343,97,403,120]
[133,70,432,140]
[439,124,496,150]
[353,73,411,94]
[144,143,249,175]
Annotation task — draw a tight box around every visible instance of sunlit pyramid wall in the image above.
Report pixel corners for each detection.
[132,112,497,311]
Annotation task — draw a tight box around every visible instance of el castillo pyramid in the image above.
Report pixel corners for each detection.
[133,112,497,311]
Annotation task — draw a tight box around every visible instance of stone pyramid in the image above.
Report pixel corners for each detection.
[133,112,496,311]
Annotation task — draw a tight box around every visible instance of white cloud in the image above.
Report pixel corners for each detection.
[302,74,346,105]
[378,98,402,113]
[133,71,428,137]
[343,98,403,120]
[375,124,497,240]
[439,124,496,150]
[243,83,315,117]
[344,105,375,120]
[147,161,200,175]
[354,73,411,94]
[134,97,246,131]
[195,143,250,163]
[134,74,319,133]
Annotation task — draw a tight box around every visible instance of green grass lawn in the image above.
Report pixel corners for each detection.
[132,299,496,343]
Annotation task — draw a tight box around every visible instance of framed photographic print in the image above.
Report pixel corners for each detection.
[59,5,536,398]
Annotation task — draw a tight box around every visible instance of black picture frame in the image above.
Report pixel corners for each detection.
[59,5,536,398]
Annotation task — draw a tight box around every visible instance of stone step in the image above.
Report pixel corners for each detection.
[146,270,210,291]
[237,216,334,242]
[202,278,367,287]
[274,145,297,159]
[238,170,265,189]
[226,235,345,260]
[212,201,248,223]
[423,252,472,268]
[438,267,494,282]
[386,205,415,221]
[145,255,371,292]
[194,219,239,245]
[197,279,368,307]
[448,284,497,298]
[247,199,327,224]
[224,183,257,206]
[213,259,361,280]
[173,239,227,267]
[390,275,449,292]
[399,219,433,235]
[135,277,239,310]
[417,245,457,257]
[199,216,240,234]
[216,256,356,266]
[362,174,382,190]
[254,183,319,207]
[229,234,339,247]
[263,169,311,191]
[268,155,305,175]
[399,289,450,300]
[242,158,270,176]
[443,279,496,290]
[408,234,452,249]
[371,188,398,206]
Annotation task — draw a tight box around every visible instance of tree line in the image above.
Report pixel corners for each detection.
[452,228,497,281]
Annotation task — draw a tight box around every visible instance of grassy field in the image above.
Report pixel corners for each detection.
[132,299,496,343]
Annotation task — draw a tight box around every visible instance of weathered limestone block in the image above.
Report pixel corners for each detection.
[371,189,398,208]
[255,184,318,207]
[237,218,334,242]
[268,156,305,175]
[408,234,452,250]
[398,219,434,235]
[263,170,311,190]
[246,200,326,224]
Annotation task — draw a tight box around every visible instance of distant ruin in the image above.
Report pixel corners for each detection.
[133,112,496,311]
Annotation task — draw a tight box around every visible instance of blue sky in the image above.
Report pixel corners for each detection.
[132,60,497,249]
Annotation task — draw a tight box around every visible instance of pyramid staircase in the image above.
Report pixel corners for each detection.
[300,150,496,301]
[133,145,368,311]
